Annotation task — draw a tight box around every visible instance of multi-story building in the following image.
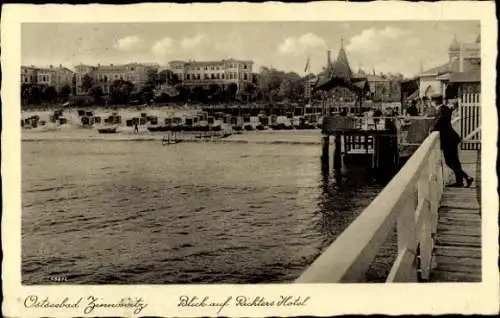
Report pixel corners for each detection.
[418,35,480,98]
[167,59,254,89]
[74,62,160,95]
[21,64,74,92]
[20,66,39,85]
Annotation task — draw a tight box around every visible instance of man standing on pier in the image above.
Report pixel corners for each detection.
[431,98,474,187]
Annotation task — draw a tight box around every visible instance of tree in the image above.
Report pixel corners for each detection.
[208,84,222,102]
[42,86,58,104]
[58,84,71,101]
[145,68,159,86]
[81,74,93,93]
[190,86,204,103]
[225,83,238,102]
[241,82,257,103]
[27,84,42,105]
[140,83,155,104]
[21,83,33,106]
[278,79,292,101]
[71,74,77,96]
[109,80,134,104]
[88,85,104,106]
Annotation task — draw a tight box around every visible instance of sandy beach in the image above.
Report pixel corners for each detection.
[21,107,326,144]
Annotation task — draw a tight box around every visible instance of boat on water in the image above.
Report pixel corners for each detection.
[256,123,267,131]
[98,127,118,134]
[148,126,169,132]
[294,117,317,130]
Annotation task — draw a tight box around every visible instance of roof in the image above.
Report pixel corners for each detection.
[169,59,253,66]
[314,44,372,94]
[365,74,389,82]
[450,70,481,83]
[330,47,352,80]
[22,65,74,73]
[449,36,461,51]
[419,62,451,76]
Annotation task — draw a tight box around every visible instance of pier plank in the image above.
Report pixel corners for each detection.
[438,207,481,214]
[435,255,481,267]
[430,150,481,283]
[436,234,481,247]
[434,246,481,258]
[430,270,481,282]
[437,228,481,237]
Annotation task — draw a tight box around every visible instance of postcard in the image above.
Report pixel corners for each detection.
[2,2,499,317]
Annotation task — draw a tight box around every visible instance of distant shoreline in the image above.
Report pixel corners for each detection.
[21,129,324,145]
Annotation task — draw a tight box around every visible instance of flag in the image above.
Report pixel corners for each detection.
[304,57,310,73]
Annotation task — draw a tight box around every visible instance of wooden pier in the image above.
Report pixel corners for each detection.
[320,115,433,177]
[430,150,481,282]
[296,119,482,283]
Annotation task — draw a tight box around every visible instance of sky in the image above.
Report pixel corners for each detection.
[21,21,480,77]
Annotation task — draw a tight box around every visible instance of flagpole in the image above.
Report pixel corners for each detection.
[304,56,311,107]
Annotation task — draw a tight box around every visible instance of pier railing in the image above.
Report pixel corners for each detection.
[296,131,444,283]
[452,115,481,150]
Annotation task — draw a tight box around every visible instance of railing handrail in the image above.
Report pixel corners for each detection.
[295,132,441,283]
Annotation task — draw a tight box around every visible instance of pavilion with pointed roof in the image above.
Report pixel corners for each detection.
[313,39,371,112]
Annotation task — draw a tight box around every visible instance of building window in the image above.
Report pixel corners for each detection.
[186,74,190,80]
[211,74,215,79]
[221,74,225,79]
[197,74,200,80]
[244,73,248,80]
[205,66,208,70]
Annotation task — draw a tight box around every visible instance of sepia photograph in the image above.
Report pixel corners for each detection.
[19,19,483,285]
[2,2,498,317]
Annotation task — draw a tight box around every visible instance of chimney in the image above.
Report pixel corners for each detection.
[97,63,101,67]
[327,50,332,67]
[49,65,53,68]
[59,64,62,68]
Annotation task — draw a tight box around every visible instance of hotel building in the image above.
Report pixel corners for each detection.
[74,62,160,95]
[168,59,254,88]
[21,64,74,92]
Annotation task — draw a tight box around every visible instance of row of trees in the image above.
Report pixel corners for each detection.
[21,65,406,107]
[21,83,71,105]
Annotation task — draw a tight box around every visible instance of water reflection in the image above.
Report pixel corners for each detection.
[316,157,385,248]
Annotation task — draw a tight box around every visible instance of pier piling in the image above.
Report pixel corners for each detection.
[333,133,342,171]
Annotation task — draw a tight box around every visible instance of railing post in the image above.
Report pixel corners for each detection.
[396,187,418,282]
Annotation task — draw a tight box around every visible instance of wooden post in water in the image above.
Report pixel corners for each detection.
[321,135,331,186]
[333,133,342,170]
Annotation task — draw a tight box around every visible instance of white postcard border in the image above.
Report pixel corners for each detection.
[2,2,499,317]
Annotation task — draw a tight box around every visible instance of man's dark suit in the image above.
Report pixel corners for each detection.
[431,105,469,185]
